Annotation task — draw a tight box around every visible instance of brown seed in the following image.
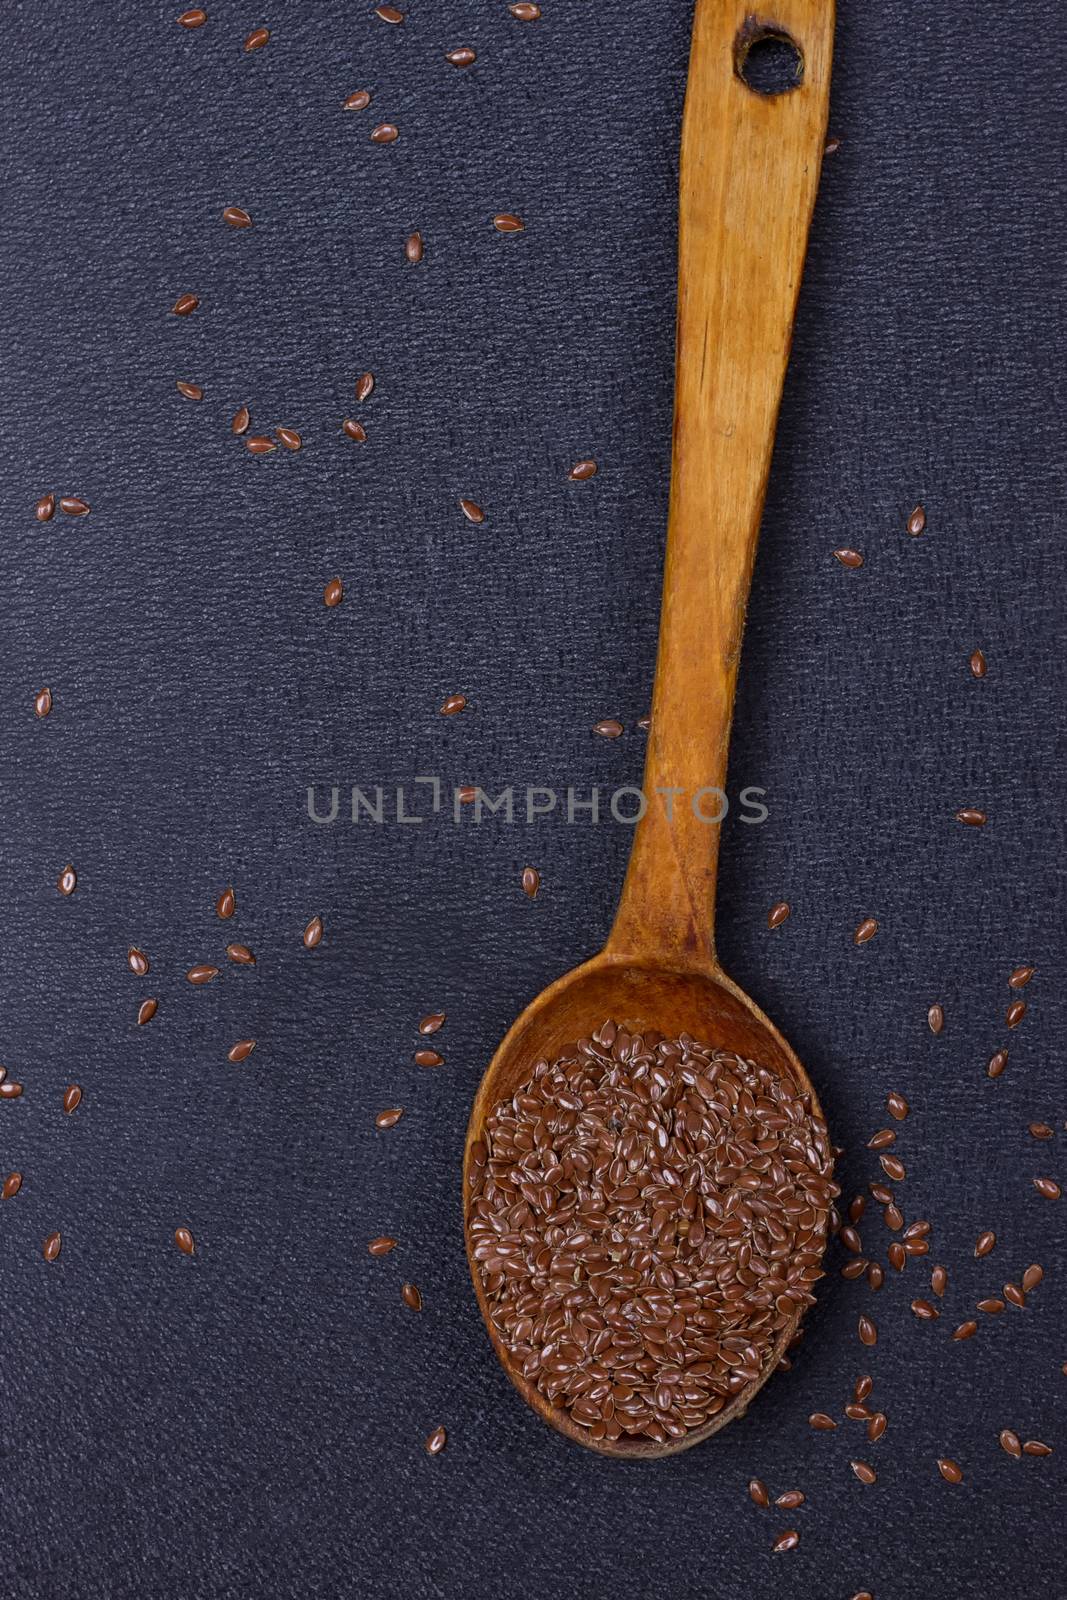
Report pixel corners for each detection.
[376,1107,404,1129]
[937,1458,963,1484]
[425,1426,447,1455]
[767,900,791,928]
[303,915,323,949]
[446,47,476,67]
[43,1231,62,1262]
[853,1375,873,1402]
[418,1012,445,1035]
[0,1081,23,1099]
[228,1040,256,1063]
[809,1413,838,1431]
[824,135,842,155]
[342,418,367,442]
[375,5,404,21]
[231,407,250,436]
[928,1003,944,1034]
[276,427,302,451]
[1028,1123,1053,1139]
[1003,1282,1026,1308]
[34,687,53,718]
[439,694,467,715]
[999,1429,1022,1458]
[1021,1264,1043,1292]
[35,493,56,521]
[858,1315,877,1347]
[1022,1440,1052,1456]
[854,918,878,945]
[956,808,987,827]
[975,1230,996,1257]
[977,1298,1005,1314]
[1008,965,1034,989]
[223,206,252,228]
[355,371,375,401]
[187,964,219,986]
[493,213,525,232]
[371,124,399,144]
[833,548,864,568]
[226,943,255,965]
[952,1321,978,1341]
[172,293,199,316]
[343,91,372,112]
[401,1282,422,1311]
[850,1461,877,1485]
[245,435,277,455]
[368,1236,397,1256]
[1005,1000,1027,1029]
[137,998,158,1026]
[987,1049,1008,1079]
[911,1298,939,1321]
[456,786,478,804]
[772,1531,799,1554]
[59,496,90,516]
[775,1490,804,1509]
[244,27,269,51]
[521,866,540,899]
[1033,1178,1061,1199]
[867,1261,885,1290]
[176,380,203,400]
[867,1128,895,1150]
[459,498,485,524]
[867,1413,887,1443]
[216,886,236,919]
[57,864,77,896]
[63,1084,82,1115]
[845,1402,871,1420]
[887,1241,906,1270]
[509,2,541,17]
[748,1478,769,1506]
[594,718,624,738]
[969,648,987,678]
[404,230,424,261]
[906,503,927,536]
[2,1172,22,1200]
[568,459,598,480]
[414,1049,443,1068]
[177,10,207,28]
[174,1227,195,1256]
[886,1092,909,1120]
[323,578,344,608]
[880,1154,906,1182]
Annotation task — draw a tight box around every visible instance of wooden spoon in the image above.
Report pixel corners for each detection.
[464,0,835,1457]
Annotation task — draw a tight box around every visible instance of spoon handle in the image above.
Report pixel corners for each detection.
[608,0,834,970]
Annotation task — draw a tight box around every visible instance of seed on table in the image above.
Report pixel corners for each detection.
[376,1108,404,1129]
[906,504,927,536]
[368,1236,396,1256]
[883,1204,904,1232]
[775,1490,804,1509]
[177,10,207,28]
[840,1224,864,1253]
[904,1219,930,1238]
[853,1375,873,1402]
[748,1478,769,1506]
[355,371,375,400]
[244,27,269,50]
[216,886,236,919]
[303,915,323,948]
[987,1050,1008,1079]
[176,381,203,400]
[343,418,367,441]
[887,1242,906,1271]
[226,943,255,965]
[63,1085,82,1114]
[850,1461,877,1484]
[228,1040,256,1063]
[594,719,624,738]
[854,918,878,945]
[186,965,219,985]
[568,459,598,480]
[137,998,158,1025]
[1021,1264,1043,1292]
[969,648,987,677]
[858,1316,877,1347]
[57,865,77,896]
[845,1403,871,1420]
[2,1172,22,1199]
[867,1413,887,1443]
[1006,1001,1026,1029]
[401,1282,422,1311]
[928,1003,944,1034]
[833,548,864,568]
[418,1012,445,1035]
[772,1531,799,1554]
[458,498,484,524]
[276,427,302,451]
[977,1299,1005,1315]
[175,1227,195,1255]
[425,1426,447,1455]
[937,1458,963,1484]
[841,1258,868,1280]
[404,230,424,261]
[911,1298,938,1320]
[848,1195,866,1224]
[952,1321,978,1341]
[1033,1178,1061,1199]
[866,1264,885,1294]
[493,213,524,232]
[809,1413,837,1430]
[521,867,540,899]
[371,124,399,144]
[231,407,250,436]
[0,1081,23,1098]
[34,687,53,718]
[880,1154,906,1182]
[439,694,467,716]
[446,47,477,67]
[245,435,277,455]
[344,91,372,111]
[375,5,404,20]
[1023,1441,1052,1456]
[999,1429,1022,1458]
[1028,1123,1053,1139]
[172,293,199,316]
[886,1092,909,1121]
[869,1183,893,1205]
[43,1231,62,1261]
[457,787,478,805]
[323,577,344,607]
[509,2,541,16]
[60,496,91,516]
[975,1231,996,1258]
[767,900,791,928]
[956,808,987,826]
[867,1129,895,1150]
[223,206,252,228]
[1003,1282,1026,1308]
[36,493,56,521]
[1008,965,1034,989]
[414,1049,443,1068]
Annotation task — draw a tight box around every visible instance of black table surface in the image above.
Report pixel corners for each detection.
[0,4,1061,1597]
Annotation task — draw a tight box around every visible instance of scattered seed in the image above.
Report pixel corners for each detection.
[176,380,203,400]
[177,10,207,28]
[969,649,987,678]
[493,213,524,232]
[43,1231,62,1262]
[216,886,236,919]
[446,47,476,67]
[371,123,399,144]
[245,435,277,455]
[137,998,158,1025]
[439,694,467,715]
[748,1478,769,1506]
[809,1413,837,1430]
[952,1321,978,1341]
[854,1375,873,1402]
[767,901,791,928]
[975,1231,996,1258]
[418,1013,445,1035]
[276,427,302,451]
[323,578,344,608]
[244,27,269,50]
[1028,1123,1053,1138]
[174,1227,195,1256]
[368,1236,397,1256]
[228,1040,256,1063]
[886,1092,909,1121]
[594,719,624,738]
[1021,1264,1043,1292]
[521,867,540,899]
[977,1298,1005,1315]
[880,1154,906,1182]
[772,1531,799,1554]
[845,1402,871,1420]
[956,808,987,827]
[775,1490,804,1509]
[867,1129,896,1150]
[223,205,252,228]
[355,371,375,401]
[1023,1440,1052,1456]
[1003,1282,1026,1308]
[509,2,541,16]
[906,504,926,536]
[375,5,404,21]
[987,1050,1008,1079]
[850,1461,877,1484]
[869,1183,894,1205]
[1033,1178,1061,1199]
[833,548,863,568]
[35,687,53,718]
[0,1081,23,1099]
[858,1316,877,1347]
[404,229,424,260]
[928,1004,944,1034]
[937,1458,962,1483]
[1006,1001,1027,1029]
[231,407,250,436]
[425,1426,447,1455]
[999,1429,1022,1458]
[2,1173,22,1199]
[887,1243,906,1271]
[841,1258,868,1280]
[854,918,878,945]
[35,493,56,521]
[63,1085,82,1115]
[343,418,367,441]
[459,498,484,524]
[824,135,842,155]
[226,943,255,965]
[344,91,372,111]
[186,964,219,985]
[414,1049,443,1068]
[867,1413,887,1443]
[457,785,478,804]
[401,1282,422,1311]
[1008,966,1034,989]
[60,496,90,516]
[867,1263,885,1290]
[57,865,77,896]
[568,459,598,480]
[172,293,199,316]
[303,916,324,949]
[376,1108,404,1130]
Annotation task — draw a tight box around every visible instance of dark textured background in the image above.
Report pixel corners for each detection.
[0,3,1062,1597]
